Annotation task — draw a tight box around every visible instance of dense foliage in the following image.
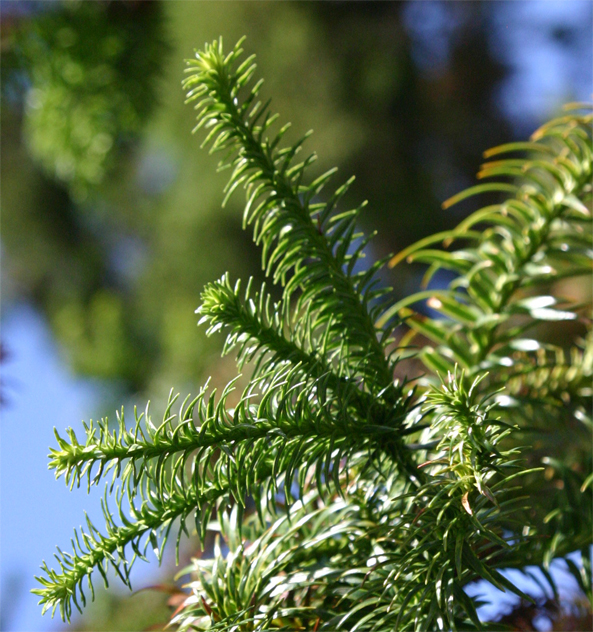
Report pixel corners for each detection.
[33,39,591,630]
[14,1,167,200]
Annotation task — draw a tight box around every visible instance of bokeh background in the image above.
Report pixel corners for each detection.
[1,1,591,630]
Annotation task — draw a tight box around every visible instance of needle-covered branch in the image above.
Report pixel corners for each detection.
[386,105,592,379]
[184,38,397,394]
[34,37,592,631]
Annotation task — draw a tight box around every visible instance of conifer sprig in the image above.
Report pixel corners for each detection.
[48,371,410,502]
[328,371,536,632]
[183,38,397,393]
[171,494,362,631]
[198,274,412,432]
[503,330,592,408]
[36,369,409,621]
[32,476,210,621]
[384,104,592,380]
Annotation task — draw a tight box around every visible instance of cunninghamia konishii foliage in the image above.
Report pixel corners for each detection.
[34,38,592,630]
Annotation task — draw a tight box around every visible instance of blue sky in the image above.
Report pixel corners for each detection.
[0,305,161,631]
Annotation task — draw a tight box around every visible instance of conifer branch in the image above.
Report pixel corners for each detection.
[198,274,412,430]
[48,372,411,502]
[33,37,592,631]
[331,372,536,632]
[32,477,220,622]
[183,38,396,393]
[171,494,362,631]
[37,368,413,622]
[385,105,592,376]
[501,330,593,409]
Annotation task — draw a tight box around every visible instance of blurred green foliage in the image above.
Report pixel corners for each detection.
[60,583,172,632]
[15,1,168,200]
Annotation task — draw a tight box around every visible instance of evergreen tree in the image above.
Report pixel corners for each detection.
[34,39,591,630]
